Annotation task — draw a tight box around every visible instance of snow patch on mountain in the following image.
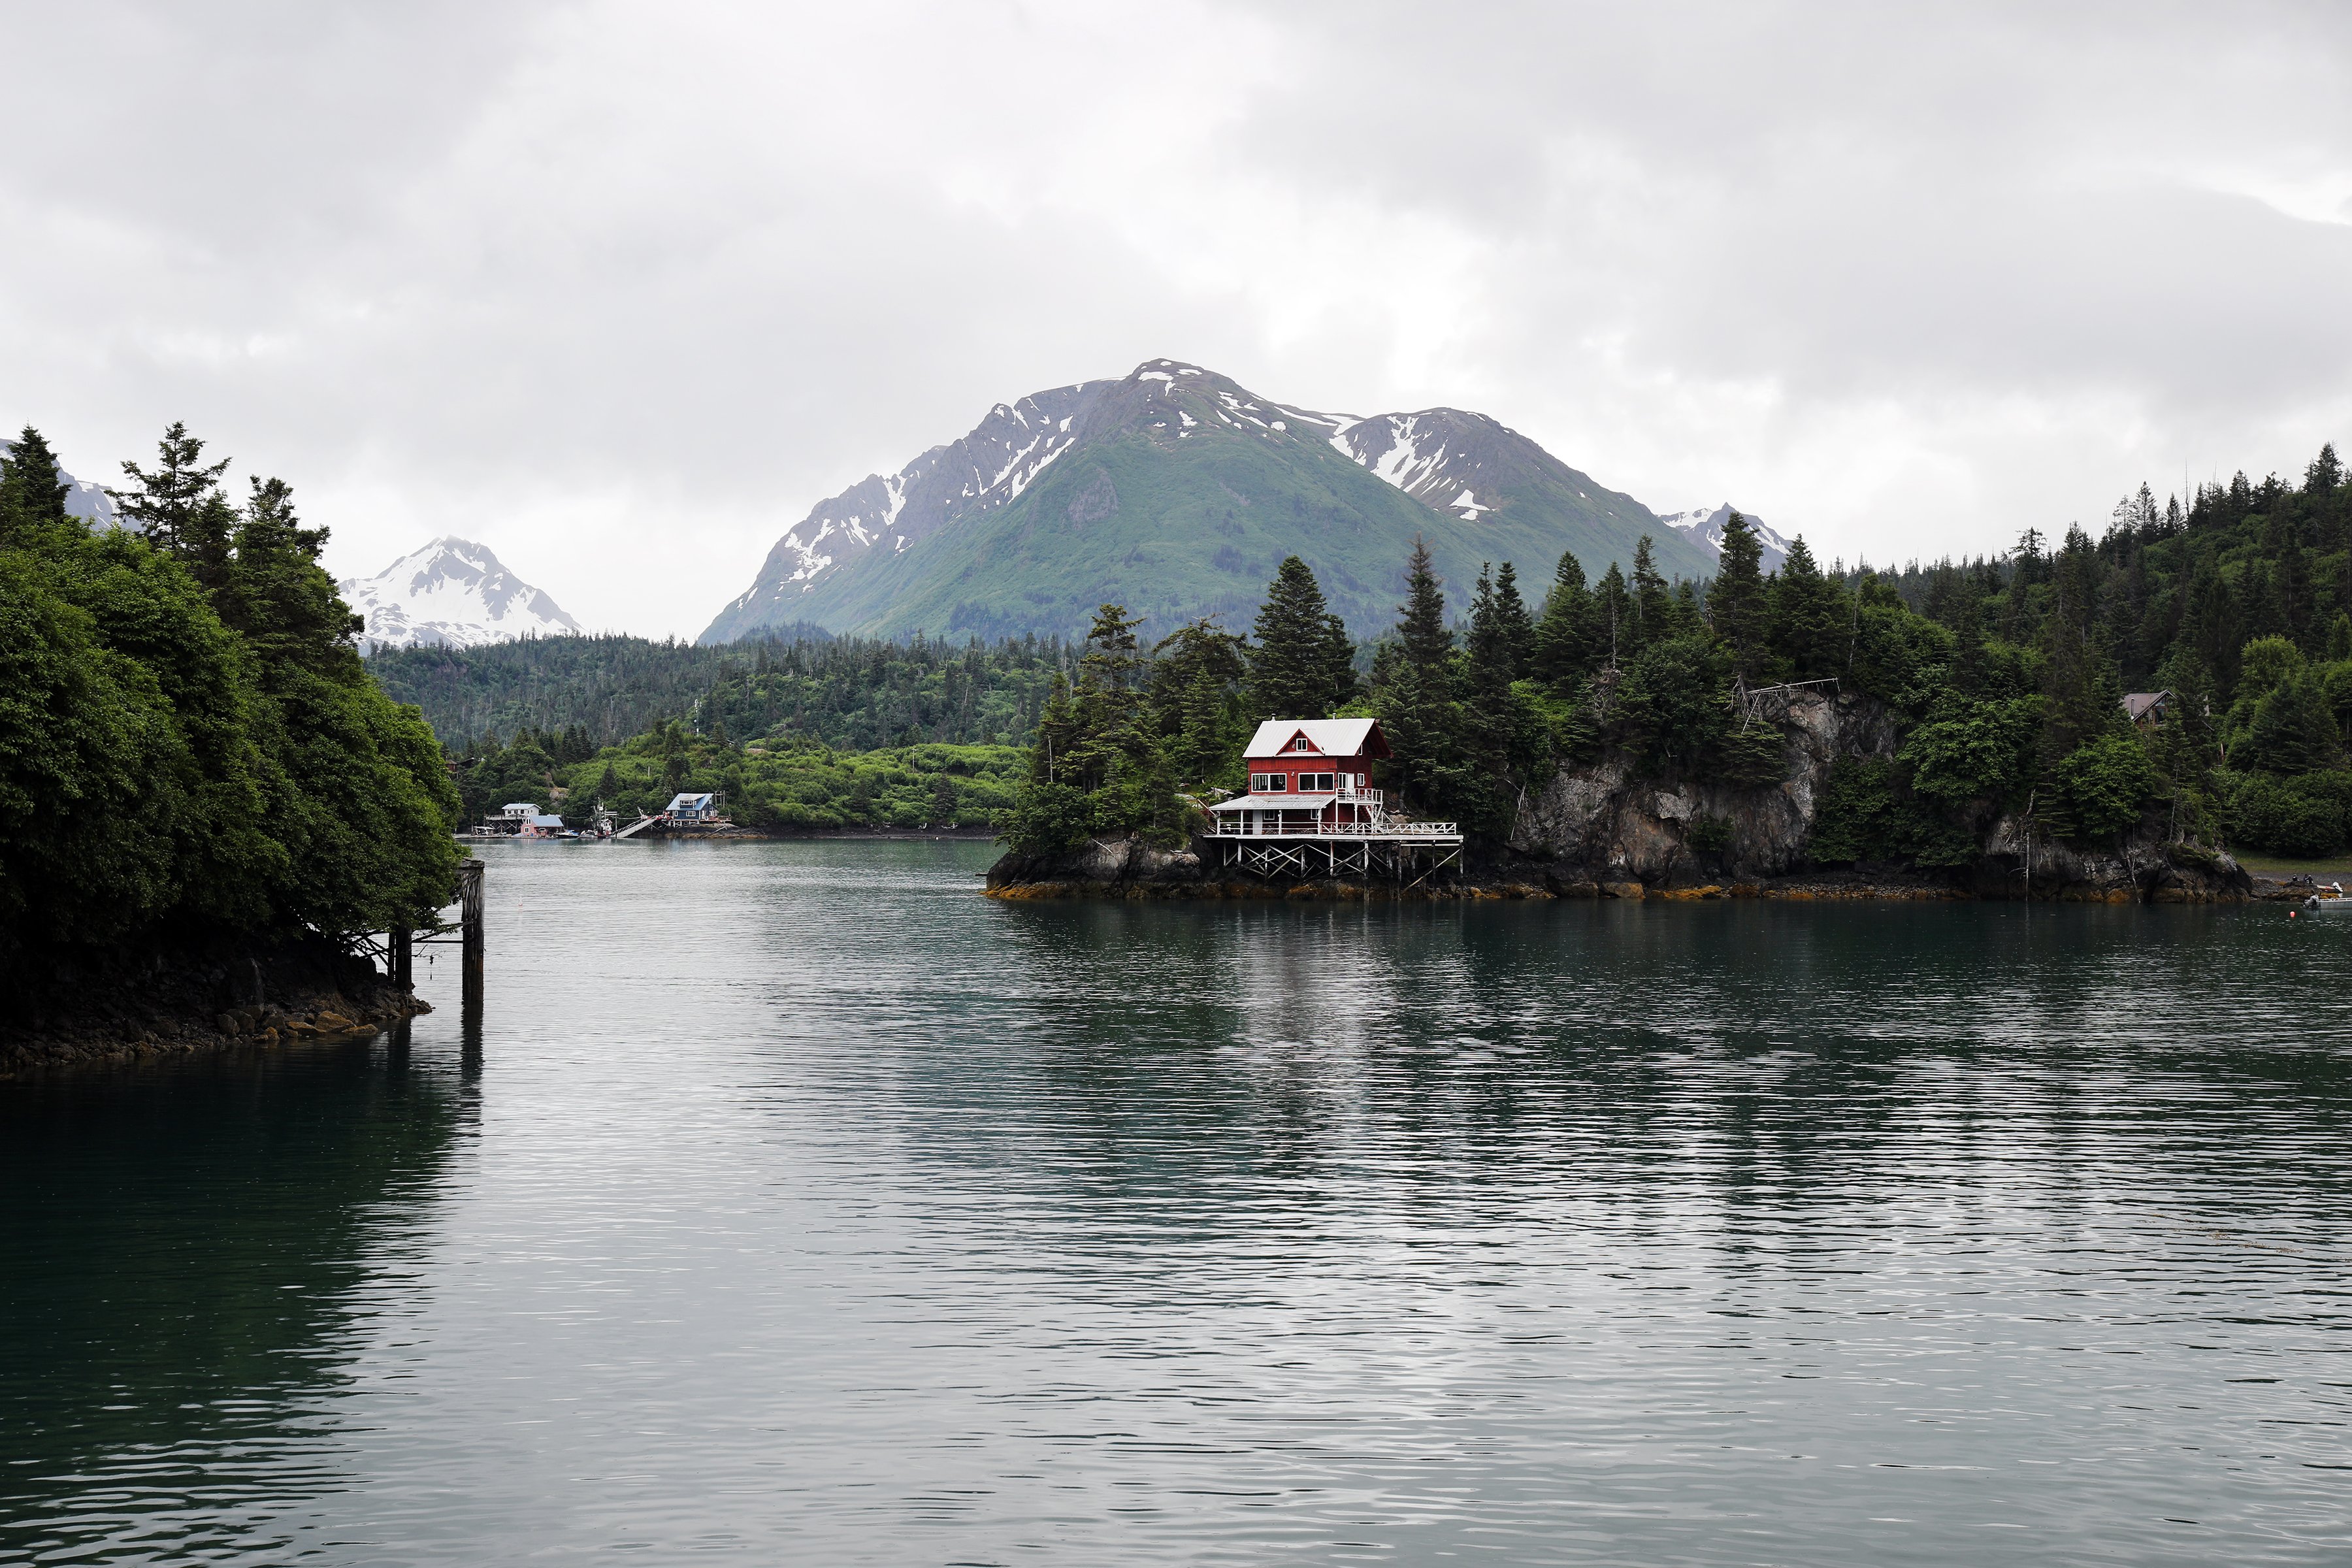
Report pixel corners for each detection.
[722,381,1103,616]
[1658,504,1793,573]
[340,537,582,653]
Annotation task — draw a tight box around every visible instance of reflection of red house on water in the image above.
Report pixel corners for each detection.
[1203,719,1462,879]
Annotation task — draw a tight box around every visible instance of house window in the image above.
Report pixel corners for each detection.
[1251,773,1286,792]
[1298,772,1335,792]
[1292,736,1313,751]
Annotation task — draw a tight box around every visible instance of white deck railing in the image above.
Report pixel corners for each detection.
[1209,817,1459,839]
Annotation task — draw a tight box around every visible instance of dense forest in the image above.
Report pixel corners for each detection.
[449,719,1024,832]
[369,630,1075,753]
[997,444,2352,864]
[0,424,459,985]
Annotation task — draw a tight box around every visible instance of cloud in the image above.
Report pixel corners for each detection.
[3,0,2347,632]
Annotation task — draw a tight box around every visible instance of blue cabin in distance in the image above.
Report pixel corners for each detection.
[665,791,724,822]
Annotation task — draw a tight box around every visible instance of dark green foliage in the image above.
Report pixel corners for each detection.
[1533,549,1594,691]
[2227,772,2351,858]
[1147,618,1249,788]
[1707,512,1768,680]
[1846,579,1956,715]
[1901,697,2040,804]
[371,628,1068,754]
[1593,562,1631,670]
[1686,814,1735,856]
[1,424,457,985]
[1627,536,1670,651]
[1371,537,1478,823]
[1808,757,1976,867]
[1614,635,1729,776]
[108,421,230,559]
[1246,556,1353,721]
[1000,604,1191,849]
[1454,566,1548,836]
[2048,733,2159,843]
[2240,668,2345,774]
[1716,724,1788,788]
[0,425,73,542]
[994,780,1096,853]
[1807,759,1899,864]
[555,731,1023,832]
[1766,538,1851,679]
[1491,561,1535,674]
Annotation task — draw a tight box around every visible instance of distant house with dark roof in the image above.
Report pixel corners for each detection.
[664,791,724,822]
[2123,691,2172,728]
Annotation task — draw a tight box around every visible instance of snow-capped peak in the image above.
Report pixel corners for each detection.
[1657,504,1793,572]
[340,536,582,653]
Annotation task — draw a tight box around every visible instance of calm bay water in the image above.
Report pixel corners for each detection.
[5,839,2351,1565]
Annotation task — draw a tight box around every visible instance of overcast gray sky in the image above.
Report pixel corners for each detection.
[5,1,2348,637]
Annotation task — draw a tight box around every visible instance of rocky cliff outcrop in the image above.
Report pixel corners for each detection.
[1509,688,2248,902]
[1512,689,1899,881]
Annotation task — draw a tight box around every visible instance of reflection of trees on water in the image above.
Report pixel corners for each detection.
[853,900,2352,1272]
[0,1030,474,1559]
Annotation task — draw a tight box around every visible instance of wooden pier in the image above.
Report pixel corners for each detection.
[382,858,485,1021]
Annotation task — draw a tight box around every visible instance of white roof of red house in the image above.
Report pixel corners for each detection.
[1243,718,1387,759]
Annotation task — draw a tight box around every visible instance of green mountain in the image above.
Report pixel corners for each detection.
[700,361,1716,645]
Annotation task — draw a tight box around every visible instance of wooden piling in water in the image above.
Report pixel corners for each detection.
[458,858,485,1015]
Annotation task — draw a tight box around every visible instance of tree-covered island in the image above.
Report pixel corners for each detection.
[1,424,459,1068]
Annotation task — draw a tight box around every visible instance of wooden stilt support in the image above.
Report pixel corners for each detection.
[391,926,412,990]
[458,858,485,1017]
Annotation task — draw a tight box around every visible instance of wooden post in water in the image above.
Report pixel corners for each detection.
[391,926,412,990]
[459,858,485,1016]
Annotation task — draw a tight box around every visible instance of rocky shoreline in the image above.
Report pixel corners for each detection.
[0,932,428,1077]
[984,834,2257,904]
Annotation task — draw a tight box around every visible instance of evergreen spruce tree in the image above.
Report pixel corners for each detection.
[2242,670,2345,775]
[1708,510,1769,681]
[0,426,72,545]
[1174,662,1233,785]
[1247,557,1342,719]
[1377,537,1470,819]
[2307,442,2342,497]
[1318,612,1358,715]
[1629,536,1669,651]
[1765,538,1851,679]
[1458,565,1547,837]
[110,421,231,557]
[1533,549,1594,691]
[1492,561,1535,676]
[1594,562,1631,671]
[2037,527,2127,772]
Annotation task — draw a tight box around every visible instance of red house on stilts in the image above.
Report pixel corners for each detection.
[1203,718,1463,880]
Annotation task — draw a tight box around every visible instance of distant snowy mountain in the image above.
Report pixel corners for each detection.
[1658,504,1793,574]
[0,437,119,529]
[341,537,581,653]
